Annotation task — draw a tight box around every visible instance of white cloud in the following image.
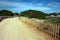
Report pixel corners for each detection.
[32,1,37,3]
[0,1,51,12]
[47,2,60,7]
[35,3,43,6]
[0,1,23,7]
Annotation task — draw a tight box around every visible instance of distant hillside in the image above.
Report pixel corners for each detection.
[20,10,47,19]
[0,10,13,16]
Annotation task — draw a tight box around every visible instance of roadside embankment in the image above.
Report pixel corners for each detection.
[20,17,58,40]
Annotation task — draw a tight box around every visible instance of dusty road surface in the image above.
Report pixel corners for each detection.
[0,17,56,40]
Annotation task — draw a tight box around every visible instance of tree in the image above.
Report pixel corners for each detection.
[58,13,60,15]
[20,10,47,19]
[0,10,13,16]
[12,13,19,16]
[49,13,57,16]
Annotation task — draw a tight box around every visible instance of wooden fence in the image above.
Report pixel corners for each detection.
[0,16,13,22]
[38,22,60,40]
[20,17,60,40]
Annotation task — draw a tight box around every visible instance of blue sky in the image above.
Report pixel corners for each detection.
[0,0,60,13]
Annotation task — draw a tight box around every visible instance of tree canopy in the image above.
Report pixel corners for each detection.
[20,10,47,19]
[0,10,60,18]
[0,10,13,16]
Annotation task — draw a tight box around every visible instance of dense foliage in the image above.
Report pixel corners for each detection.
[0,10,60,19]
[20,10,47,19]
[0,10,19,16]
[48,13,60,16]
[0,10,14,16]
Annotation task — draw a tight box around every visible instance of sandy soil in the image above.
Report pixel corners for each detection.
[0,17,56,40]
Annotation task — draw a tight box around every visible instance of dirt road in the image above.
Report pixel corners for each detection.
[0,17,56,40]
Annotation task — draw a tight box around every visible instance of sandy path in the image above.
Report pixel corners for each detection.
[0,17,56,40]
